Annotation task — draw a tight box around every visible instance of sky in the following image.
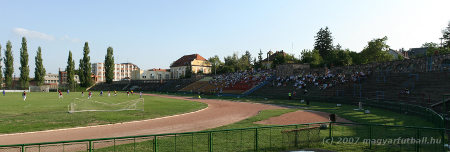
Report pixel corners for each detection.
[0,0,449,75]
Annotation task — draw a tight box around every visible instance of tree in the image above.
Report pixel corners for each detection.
[78,59,85,87]
[328,44,353,67]
[0,44,2,89]
[79,42,93,87]
[422,42,439,48]
[272,53,297,68]
[208,55,222,75]
[223,53,239,73]
[3,41,13,88]
[238,51,252,71]
[360,36,393,63]
[258,50,263,63]
[184,65,192,78]
[314,27,334,63]
[66,51,76,90]
[301,49,323,68]
[19,37,30,89]
[34,47,46,86]
[349,51,363,65]
[335,49,353,66]
[104,47,114,84]
[443,21,450,48]
[254,49,263,69]
[422,42,440,56]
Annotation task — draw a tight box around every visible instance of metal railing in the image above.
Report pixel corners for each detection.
[0,122,446,152]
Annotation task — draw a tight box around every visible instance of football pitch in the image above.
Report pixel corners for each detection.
[0,92,206,134]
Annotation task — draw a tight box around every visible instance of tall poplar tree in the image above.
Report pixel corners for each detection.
[0,44,2,89]
[80,42,92,87]
[104,47,114,84]
[66,51,75,89]
[3,41,13,88]
[34,47,46,86]
[19,37,30,89]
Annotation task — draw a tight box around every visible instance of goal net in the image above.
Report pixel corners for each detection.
[68,98,144,113]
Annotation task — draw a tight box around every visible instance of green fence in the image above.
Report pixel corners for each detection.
[0,122,446,152]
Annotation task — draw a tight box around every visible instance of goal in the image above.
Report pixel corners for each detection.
[68,98,144,113]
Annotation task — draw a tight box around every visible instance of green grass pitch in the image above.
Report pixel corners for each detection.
[0,91,206,134]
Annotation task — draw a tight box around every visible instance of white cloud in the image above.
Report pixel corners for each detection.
[12,27,55,41]
[60,35,81,43]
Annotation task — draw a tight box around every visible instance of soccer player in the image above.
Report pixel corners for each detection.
[127,91,130,97]
[131,90,134,95]
[81,91,84,97]
[59,91,63,99]
[108,91,111,97]
[67,89,70,95]
[114,91,117,96]
[88,91,92,99]
[140,91,142,98]
[22,91,27,101]
[100,91,103,96]
[2,89,5,96]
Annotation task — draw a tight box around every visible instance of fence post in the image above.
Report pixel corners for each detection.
[369,125,372,149]
[209,132,213,152]
[295,125,299,148]
[88,140,92,152]
[441,128,445,152]
[329,122,332,139]
[21,145,24,152]
[153,136,158,152]
[255,128,259,152]
[416,128,420,152]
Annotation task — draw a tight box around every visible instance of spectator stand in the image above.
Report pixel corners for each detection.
[335,89,344,97]
[376,91,385,101]
[375,70,389,83]
[405,73,419,92]
[440,58,450,72]
[426,56,433,72]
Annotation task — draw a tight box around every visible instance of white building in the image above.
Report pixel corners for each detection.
[44,73,60,85]
[92,62,140,83]
[131,68,171,80]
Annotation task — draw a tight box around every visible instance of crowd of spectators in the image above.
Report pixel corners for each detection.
[208,70,274,93]
[269,53,450,98]
[273,69,370,92]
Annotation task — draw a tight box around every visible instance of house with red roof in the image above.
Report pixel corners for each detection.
[170,54,212,79]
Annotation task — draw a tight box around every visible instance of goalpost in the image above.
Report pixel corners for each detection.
[68,98,144,113]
